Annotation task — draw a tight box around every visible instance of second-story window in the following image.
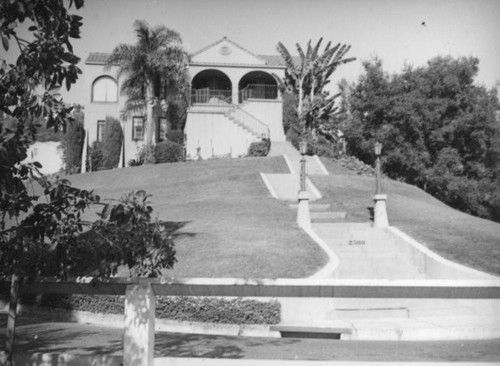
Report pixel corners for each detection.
[92,76,118,103]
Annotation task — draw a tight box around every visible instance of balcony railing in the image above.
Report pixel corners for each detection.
[191,88,232,105]
[239,84,278,103]
[190,85,278,106]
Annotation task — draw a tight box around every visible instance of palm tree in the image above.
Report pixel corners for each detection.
[107,20,190,144]
[275,38,355,139]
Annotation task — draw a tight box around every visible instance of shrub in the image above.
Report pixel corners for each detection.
[165,130,185,145]
[15,293,281,325]
[60,109,85,174]
[247,138,271,157]
[102,116,123,169]
[129,143,156,167]
[154,141,184,163]
[89,141,104,171]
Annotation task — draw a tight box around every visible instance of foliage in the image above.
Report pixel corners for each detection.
[128,143,156,166]
[91,190,176,277]
[165,130,185,145]
[341,56,500,221]
[247,138,271,157]
[107,20,190,144]
[89,140,104,171]
[166,99,188,131]
[11,293,281,325]
[102,116,123,169]
[154,141,184,163]
[60,106,85,174]
[275,38,355,143]
[156,297,280,324]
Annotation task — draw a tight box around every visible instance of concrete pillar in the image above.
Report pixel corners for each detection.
[231,76,239,105]
[124,282,156,366]
[373,194,389,228]
[297,190,311,229]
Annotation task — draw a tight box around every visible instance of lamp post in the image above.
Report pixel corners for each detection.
[297,139,311,229]
[374,141,382,195]
[373,141,389,228]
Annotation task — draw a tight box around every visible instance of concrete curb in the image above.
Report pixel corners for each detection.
[0,305,280,338]
[388,226,500,280]
[313,155,329,175]
[302,226,339,279]
[1,353,496,366]
[259,172,279,199]
[282,154,296,174]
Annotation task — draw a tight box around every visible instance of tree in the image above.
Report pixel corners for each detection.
[60,105,85,174]
[0,2,176,362]
[275,38,355,143]
[341,56,500,221]
[102,116,123,169]
[107,20,190,144]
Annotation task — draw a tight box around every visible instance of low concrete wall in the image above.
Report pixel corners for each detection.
[387,226,499,280]
[0,352,121,366]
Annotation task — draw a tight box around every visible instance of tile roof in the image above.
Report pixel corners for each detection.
[85,38,298,68]
[85,52,111,65]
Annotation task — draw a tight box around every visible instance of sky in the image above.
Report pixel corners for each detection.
[8,0,500,103]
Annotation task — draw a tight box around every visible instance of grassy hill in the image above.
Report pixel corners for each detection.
[68,156,500,278]
[69,157,327,278]
[316,158,500,276]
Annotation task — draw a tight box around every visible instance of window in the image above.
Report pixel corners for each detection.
[92,76,118,103]
[132,117,145,141]
[97,120,105,142]
[158,117,167,142]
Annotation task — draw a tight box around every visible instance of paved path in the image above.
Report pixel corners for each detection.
[1,315,499,362]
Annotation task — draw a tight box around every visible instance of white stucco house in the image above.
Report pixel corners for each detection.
[82,37,287,168]
[23,141,64,175]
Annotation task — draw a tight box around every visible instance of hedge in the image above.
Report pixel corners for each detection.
[9,293,281,325]
[154,141,184,163]
[247,138,271,157]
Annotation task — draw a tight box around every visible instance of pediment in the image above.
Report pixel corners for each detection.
[191,37,266,66]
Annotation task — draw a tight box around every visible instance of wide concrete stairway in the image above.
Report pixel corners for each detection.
[260,143,500,340]
[313,223,425,279]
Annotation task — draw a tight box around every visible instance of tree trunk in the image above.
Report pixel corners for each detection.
[298,78,304,135]
[5,274,19,366]
[146,87,156,145]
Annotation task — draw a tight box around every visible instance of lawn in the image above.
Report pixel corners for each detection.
[315,158,500,276]
[68,157,328,278]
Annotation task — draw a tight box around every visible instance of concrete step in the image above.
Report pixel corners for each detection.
[310,211,347,223]
[331,307,410,319]
[288,203,332,211]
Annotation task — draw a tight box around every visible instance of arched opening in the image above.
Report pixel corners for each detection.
[92,76,118,103]
[191,69,232,104]
[238,71,278,103]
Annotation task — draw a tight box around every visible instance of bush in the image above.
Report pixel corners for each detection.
[16,293,281,325]
[129,143,156,166]
[102,116,123,169]
[60,108,85,174]
[247,138,271,157]
[89,141,104,171]
[154,141,184,163]
[165,130,185,145]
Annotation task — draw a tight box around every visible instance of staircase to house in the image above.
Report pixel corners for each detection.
[184,104,269,159]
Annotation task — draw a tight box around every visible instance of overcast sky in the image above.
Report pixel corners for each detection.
[10,0,500,103]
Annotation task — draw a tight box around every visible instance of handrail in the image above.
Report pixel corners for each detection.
[226,105,270,139]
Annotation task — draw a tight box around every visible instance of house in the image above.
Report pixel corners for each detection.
[23,141,63,175]
[82,37,287,169]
